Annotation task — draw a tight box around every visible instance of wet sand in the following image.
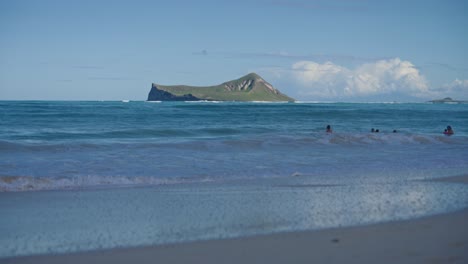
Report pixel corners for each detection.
[2,176,468,264]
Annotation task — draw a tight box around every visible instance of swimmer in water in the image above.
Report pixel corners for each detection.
[444,126,454,135]
[326,125,332,133]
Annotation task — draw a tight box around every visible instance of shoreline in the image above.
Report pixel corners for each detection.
[3,208,467,264]
[2,175,468,264]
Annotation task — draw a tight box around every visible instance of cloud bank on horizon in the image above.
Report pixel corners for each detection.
[268,58,467,102]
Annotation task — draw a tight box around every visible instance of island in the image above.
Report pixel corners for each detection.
[428,97,467,104]
[147,73,294,102]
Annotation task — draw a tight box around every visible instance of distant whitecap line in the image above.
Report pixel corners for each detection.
[184,100,222,103]
[294,101,338,104]
[250,101,290,104]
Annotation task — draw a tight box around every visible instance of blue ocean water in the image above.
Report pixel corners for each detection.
[1,101,468,258]
[0,100,467,190]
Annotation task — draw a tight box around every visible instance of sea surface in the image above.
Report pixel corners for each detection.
[1,101,468,257]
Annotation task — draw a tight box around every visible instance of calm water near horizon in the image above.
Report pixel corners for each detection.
[1,100,468,257]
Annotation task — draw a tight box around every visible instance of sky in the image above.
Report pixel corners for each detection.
[1,0,467,101]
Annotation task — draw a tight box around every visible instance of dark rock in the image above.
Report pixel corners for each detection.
[147,84,201,101]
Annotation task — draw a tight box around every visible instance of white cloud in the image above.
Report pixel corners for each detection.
[290,58,430,99]
[441,79,468,92]
[427,79,468,100]
[292,61,349,97]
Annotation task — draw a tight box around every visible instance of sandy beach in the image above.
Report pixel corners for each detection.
[3,176,468,264]
[3,209,467,264]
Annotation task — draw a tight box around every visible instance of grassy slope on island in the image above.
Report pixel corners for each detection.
[153,73,294,102]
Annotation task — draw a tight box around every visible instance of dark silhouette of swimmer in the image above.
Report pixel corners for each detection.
[375,129,380,133]
[444,126,454,135]
[393,130,397,133]
[371,128,375,133]
[326,125,332,133]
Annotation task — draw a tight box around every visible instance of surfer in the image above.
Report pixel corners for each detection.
[444,126,454,135]
[326,125,332,133]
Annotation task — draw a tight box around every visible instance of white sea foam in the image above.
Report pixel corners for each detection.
[185,100,222,103]
[250,101,289,103]
[303,133,465,146]
[294,100,338,104]
[1,180,468,258]
[0,175,214,192]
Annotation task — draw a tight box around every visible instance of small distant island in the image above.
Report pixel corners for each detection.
[147,73,294,102]
[428,97,467,104]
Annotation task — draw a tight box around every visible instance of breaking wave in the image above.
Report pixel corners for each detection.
[0,175,215,192]
[0,133,466,154]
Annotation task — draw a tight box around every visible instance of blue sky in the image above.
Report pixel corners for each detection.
[1,0,467,101]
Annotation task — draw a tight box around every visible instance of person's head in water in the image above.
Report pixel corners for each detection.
[445,125,454,135]
[371,128,375,133]
[326,125,332,133]
[393,130,397,133]
[375,129,380,133]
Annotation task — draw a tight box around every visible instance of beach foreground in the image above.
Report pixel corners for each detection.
[3,207,467,264]
[1,176,468,264]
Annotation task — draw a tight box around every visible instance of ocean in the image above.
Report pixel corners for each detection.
[1,101,468,257]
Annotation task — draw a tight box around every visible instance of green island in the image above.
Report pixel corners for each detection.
[147,73,294,102]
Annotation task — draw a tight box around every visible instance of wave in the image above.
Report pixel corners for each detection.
[0,140,114,152]
[1,133,466,153]
[241,132,467,146]
[307,133,467,146]
[0,175,215,192]
[2,127,245,142]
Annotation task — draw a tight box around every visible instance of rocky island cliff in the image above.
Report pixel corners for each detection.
[147,73,294,102]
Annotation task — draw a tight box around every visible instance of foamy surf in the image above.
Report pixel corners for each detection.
[1,179,468,258]
[0,175,215,192]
